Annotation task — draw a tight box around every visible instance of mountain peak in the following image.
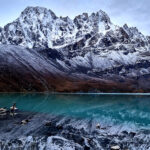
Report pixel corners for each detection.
[20,6,57,20]
[123,24,129,29]
[0,6,148,49]
[21,6,47,15]
[97,10,111,23]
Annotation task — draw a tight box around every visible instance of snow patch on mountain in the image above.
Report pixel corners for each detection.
[0,6,150,80]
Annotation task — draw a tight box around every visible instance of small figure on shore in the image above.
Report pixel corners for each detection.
[21,119,29,125]
[10,103,18,112]
[10,103,18,117]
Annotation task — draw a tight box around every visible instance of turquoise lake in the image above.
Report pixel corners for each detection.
[0,93,150,129]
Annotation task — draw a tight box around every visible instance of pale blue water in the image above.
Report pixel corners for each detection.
[0,93,150,129]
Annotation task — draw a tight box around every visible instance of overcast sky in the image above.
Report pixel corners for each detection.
[0,0,149,35]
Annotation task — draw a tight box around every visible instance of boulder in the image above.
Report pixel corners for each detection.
[111,145,120,150]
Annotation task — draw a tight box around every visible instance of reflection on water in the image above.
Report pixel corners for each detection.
[0,93,150,128]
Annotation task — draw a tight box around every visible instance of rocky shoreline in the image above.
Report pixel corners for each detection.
[0,108,150,150]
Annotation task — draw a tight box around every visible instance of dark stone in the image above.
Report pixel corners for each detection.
[56,125,63,130]
[39,48,64,60]
[100,138,111,147]
[84,145,90,150]
[101,37,112,47]
[45,121,51,126]
[122,131,128,135]
[129,132,136,137]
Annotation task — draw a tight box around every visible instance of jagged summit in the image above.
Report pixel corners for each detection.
[0,6,149,51]
[0,6,148,49]
[96,9,111,23]
[20,6,57,20]
[0,6,150,92]
[23,6,51,11]
[0,6,121,48]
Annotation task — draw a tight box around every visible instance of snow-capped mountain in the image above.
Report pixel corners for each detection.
[0,6,114,48]
[0,6,150,92]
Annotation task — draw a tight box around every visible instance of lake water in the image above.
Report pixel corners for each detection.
[0,93,150,131]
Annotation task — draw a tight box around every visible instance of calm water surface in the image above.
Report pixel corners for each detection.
[0,93,150,129]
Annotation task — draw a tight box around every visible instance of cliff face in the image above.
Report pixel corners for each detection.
[0,7,150,92]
